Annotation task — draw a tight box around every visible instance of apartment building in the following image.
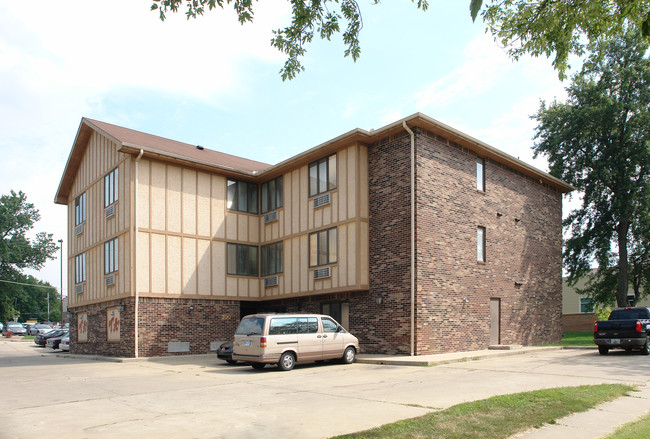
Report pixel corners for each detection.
[55,113,572,357]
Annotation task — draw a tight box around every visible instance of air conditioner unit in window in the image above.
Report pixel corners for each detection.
[75,284,84,294]
[264,276,279,288]
[313,193,331,208]
[75,223,84,236]
[264,211,279,224]
[105,204,116,219]
[313,267,331,280]
[105,275,115,287]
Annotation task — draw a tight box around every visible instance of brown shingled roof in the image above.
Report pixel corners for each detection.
[85,118,270,174]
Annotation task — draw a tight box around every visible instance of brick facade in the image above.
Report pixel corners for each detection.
[71,298,240,357]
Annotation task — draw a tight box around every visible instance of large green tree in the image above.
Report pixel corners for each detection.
[0,191,59,322]
[151,0,650,80]
[532,31,650,307]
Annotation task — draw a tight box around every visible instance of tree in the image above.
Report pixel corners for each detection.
[474,0,650,79]
[532,31,650,307]
[0,191,59,322]
[151,0,650,80]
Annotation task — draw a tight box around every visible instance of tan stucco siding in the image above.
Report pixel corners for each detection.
[68,132,131,308]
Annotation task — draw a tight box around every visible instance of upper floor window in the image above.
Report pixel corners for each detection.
[309,154,337,197]
[261,176,283,214]
[75,192,86,226]
[227,179,258,214]
[105,168,118,207]
[477,158,485,191]
[75,253,86,284]
[227,243,258,276]
[309,227,337,267]
[105,238,118,274]
[477,226,486,262]
[261,241,283,276]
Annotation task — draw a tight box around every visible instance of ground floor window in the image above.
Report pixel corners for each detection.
[580,298,594,313]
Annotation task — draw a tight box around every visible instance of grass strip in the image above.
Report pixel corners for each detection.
[333,384,633,439]
[605,412,650,439]
[561,332,594,346]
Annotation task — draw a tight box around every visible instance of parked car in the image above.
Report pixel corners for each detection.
[3,322,27,336]
[60,334,70,352]
[30,324,54,336]
[46,331,69,350]
[594,307,650,355]
[232,313,359,371]
[217,341,237,364]
[34,329,66,346]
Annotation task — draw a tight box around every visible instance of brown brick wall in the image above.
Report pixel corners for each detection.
[414,128,563,353]
[70,297,240,357]
[367,131,413,355]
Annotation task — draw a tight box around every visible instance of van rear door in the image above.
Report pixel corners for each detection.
[233,316,266,356]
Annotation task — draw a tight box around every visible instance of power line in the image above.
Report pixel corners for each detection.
[0,279,57,290]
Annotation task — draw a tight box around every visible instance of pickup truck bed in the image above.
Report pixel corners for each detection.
[594,307,650,355]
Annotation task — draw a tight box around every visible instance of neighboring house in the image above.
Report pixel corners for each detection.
[55,113,573,357]
[562,275,649,332]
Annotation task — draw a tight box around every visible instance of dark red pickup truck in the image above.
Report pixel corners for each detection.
[593,307,650,355]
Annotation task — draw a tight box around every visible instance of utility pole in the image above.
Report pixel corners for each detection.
[59,239,64,327]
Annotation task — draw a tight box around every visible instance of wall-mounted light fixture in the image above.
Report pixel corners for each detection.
[188,305,195,311]
[462,297,469,303]
[514,217,521,223]
[514,281,524,287]
[496,212,503,217]
[375,294,383,305]
[117,304,125,312]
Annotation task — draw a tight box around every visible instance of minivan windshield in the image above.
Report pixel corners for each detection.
[235,317,265,336]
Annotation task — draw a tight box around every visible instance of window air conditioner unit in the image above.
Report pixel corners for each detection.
[105,275,115,287]
[264,211,279,224]
[313,267,331,280]
[75,284,84,294]
[264,276,279,288]
[105,204,116,219]
[75,223,84,236]
[313,193,331,209]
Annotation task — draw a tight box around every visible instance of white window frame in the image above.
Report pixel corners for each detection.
[104,168,118,208]
[104,238,118,274]
[75,253,86,284]
[75,192,86,226]
[477,226,486,262]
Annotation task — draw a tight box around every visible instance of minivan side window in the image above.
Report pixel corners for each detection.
[269,318,298,335]
[298,317,318,334]
[322,318,338,333]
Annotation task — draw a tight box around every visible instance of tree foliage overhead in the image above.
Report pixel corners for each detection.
[152,0,650,80]
[474,0,650,79]
[0,191,59,322]
[532,31,650,307]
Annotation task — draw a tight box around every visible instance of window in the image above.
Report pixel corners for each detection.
[477,226,486,262]
[75,253,86,284]
[322,317,339,333]
[261,241,283,276]
[226,179,258,214]
[309,227,337,267]
[309,154,337,197]
[105,238,118,274]
[75,193,86,225]
[104,168,118,207]
[477,157,485,191]
[261,176,283,213]
[580,298,594,313]
[227,243,258,276]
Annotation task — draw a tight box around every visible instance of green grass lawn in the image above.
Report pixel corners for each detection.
[332,384,633,439]
[605,412,650,439]
[561,332,594,346]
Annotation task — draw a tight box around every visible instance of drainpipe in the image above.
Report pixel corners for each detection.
[402,121,415,356]
[134,149,144,358]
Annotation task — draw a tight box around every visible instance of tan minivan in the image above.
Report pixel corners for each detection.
[231,314,360,371]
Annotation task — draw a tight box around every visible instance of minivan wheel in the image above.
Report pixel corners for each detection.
[342,346,356,364]
[251,363,265,369]
[278,352,295,371]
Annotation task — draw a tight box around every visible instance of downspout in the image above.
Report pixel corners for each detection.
[134,149,144,358]
[402,121,415,356]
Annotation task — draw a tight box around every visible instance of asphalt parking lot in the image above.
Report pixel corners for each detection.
[1,340,649,439]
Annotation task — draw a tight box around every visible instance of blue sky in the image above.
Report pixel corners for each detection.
[0,0,575,296]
